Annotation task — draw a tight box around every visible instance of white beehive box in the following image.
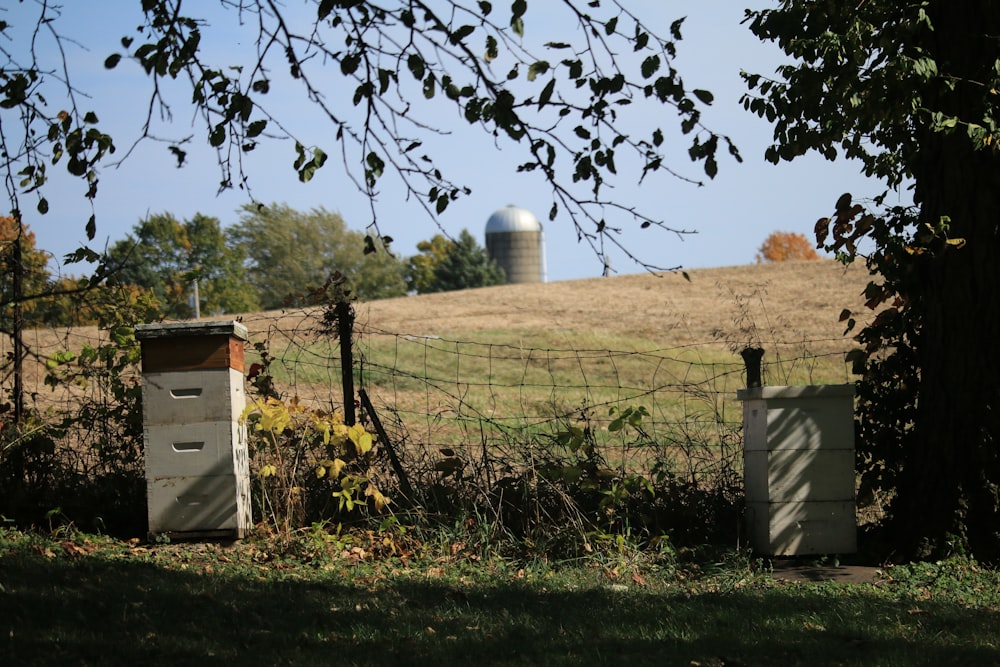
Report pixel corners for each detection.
[142,368,246,425]
[136,321,252,539]
[737,384,857,556]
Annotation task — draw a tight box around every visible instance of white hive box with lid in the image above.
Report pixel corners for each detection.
[136,320,252,539]
[737,384,857,556]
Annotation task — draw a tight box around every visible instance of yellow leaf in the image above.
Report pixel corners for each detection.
[259,464,277,478]
[365,484,391,511]
[349,424,373,455]
[330,458,346,478]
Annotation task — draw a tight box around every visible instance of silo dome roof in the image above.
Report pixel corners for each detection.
[486,205,542,233]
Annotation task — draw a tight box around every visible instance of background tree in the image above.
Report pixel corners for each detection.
[407,231,505,294]
[230,204,407,309]
[33,277,164,329]
[744,2,1000,559]
[755,231,820,263]
[108,213,258,319]
[406,234,452,294]
[418,229,506,294]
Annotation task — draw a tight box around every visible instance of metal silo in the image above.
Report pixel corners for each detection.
[485,205,546,284]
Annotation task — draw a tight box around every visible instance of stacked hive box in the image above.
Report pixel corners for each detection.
[136,321,252,539]
[737,384,857,556]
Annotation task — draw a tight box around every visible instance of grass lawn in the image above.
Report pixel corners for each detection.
[2,528,998,666]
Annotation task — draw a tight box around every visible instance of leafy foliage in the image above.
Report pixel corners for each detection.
[31,278,163,329]
[243,396,388,532]
[406,234,452,294]
[755,231,820,263]
[744,2,1000,559]
[229,204,407,308]
[107,213,258,318]
[3,1,738,275]
[1,299,150,533]
[409,229,506,294]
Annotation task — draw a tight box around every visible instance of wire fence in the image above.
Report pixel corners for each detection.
[226,306,855,488]
[3,303,856,490]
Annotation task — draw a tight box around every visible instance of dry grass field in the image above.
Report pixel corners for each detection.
[223,259,875,469]
[241,258,874,348]
[12,258,876,419]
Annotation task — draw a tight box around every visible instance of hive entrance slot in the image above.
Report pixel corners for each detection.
[172,441,205,452]
[170,388,203,398]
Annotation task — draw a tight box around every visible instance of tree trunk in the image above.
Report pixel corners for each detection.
[890,2,1000,560]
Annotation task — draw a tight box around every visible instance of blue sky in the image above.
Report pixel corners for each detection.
[6,1,891,283]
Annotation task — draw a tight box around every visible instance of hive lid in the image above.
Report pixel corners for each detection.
[737,384,855,401]
[135,320,249,341]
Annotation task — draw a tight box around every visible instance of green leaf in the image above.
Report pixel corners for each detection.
[538,78,555,109]
[485,35,499,62]
[669,18,684,40]
[104,53,122,69]
[641,55,660,79]
[527,60,549,82]
[451,24,475,45]
[247,119,267,138]
[692,89,714,105]
[407,53,425,80]
[511,17,524,37]
[318,0,335,20]
[209,123,226,147]
[340,53,361,75]
[704,156,718,179]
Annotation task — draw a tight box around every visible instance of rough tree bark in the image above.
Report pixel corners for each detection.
[892,3,1000,559]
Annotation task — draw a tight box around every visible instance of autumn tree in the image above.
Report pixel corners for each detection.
[229,204,407,309]
[755,231,820,263]
[744,2,1000,559]
[107,213,258,319]
[0,217,50,329]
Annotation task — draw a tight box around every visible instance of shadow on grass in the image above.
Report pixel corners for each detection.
[2,550,998,666]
